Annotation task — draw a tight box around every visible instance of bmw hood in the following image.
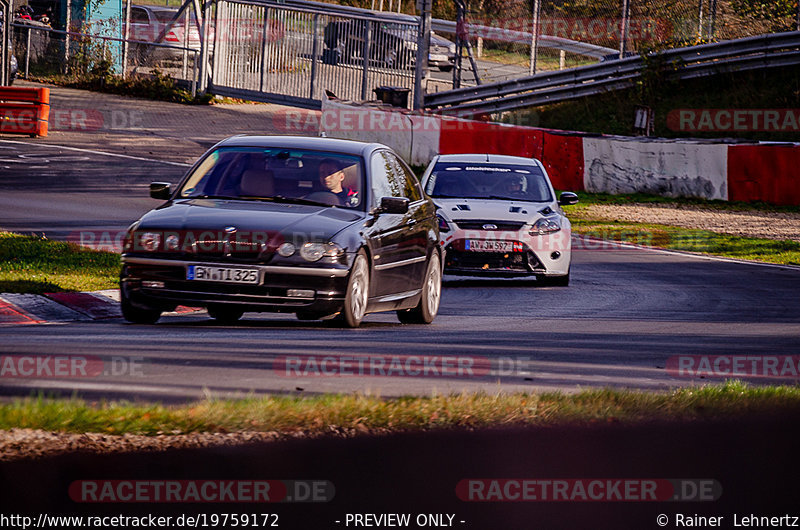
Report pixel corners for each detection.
[132,199,363,242]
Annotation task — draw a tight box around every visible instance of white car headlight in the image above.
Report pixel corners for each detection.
[530,217,561,235]
[299,242,343,262]
[436,214,451,233]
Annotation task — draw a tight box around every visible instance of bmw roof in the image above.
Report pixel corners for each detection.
[215,135,383,157]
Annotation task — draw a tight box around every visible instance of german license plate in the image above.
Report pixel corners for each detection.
[465,240,523,252]
[187,265,259,284]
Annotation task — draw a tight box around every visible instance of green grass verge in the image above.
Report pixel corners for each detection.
[564,190,800,214]
[560,191,800,265]
[569,221,800,265]
[0,233,120,294]
[2,382,799,435]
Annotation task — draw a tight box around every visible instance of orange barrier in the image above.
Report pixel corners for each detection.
[0,87,50,137]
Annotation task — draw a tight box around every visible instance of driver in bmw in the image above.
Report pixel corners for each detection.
[318,159,358,207]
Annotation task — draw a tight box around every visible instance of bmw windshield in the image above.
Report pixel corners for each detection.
[424,162,553,202]
[179,147,365,209]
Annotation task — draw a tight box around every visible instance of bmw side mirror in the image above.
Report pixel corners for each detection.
[377,196,409,215]
[558,192,579,206]
[150,182,171,200]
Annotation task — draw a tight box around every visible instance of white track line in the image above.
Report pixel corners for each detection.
[0,139,191,167]
[579,236,800,272]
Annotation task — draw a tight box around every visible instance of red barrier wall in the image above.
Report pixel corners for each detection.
[728,145,800,206]
[439,119,544,158]
[541,132,585,191]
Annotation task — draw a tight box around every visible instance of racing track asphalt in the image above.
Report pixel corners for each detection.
[1,130,800,401]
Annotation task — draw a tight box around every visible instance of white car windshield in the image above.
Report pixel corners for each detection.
[425,162,553,202]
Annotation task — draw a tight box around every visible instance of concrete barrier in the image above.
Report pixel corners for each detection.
[319,98,800,205]
[728,144,800,206]
[582,137,729,200]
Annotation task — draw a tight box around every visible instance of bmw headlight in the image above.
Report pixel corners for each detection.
[448,43,456,54]
[300,242,343,262]
[530,217,561,235]
[277,242,296,257]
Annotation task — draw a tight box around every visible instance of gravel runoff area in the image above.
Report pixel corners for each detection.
[0,429,284,461]
[0,427,386,461]
[582,203,800,242]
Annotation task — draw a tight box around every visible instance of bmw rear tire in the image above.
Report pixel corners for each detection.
[397,251,441,324]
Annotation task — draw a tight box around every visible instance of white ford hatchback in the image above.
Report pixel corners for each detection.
[421,154,578,285]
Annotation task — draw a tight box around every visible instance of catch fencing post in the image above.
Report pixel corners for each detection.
[619,0,630,59]
[360,20,371,100]
[529,0,540,75]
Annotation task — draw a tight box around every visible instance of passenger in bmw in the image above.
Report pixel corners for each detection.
[318,158,358,207]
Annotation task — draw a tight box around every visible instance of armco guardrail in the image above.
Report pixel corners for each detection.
[425,31,800,115]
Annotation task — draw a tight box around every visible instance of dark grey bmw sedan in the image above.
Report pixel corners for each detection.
[120,136,442,327]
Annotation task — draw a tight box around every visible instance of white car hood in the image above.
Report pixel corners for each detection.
[434,198,555,223]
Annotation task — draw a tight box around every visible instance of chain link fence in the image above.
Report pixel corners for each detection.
[10,5,200,92]
[6,0,799,98]
[425,0,800,85]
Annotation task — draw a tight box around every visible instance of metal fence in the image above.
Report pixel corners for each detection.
[429,0,800,86]
[11,17,200,92]
[210,0,418,108]
[5,0,799,107]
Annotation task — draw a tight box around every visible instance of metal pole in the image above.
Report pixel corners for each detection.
[528,0,539,75]
[182,6,189,79]
[259,6,269,92]
[1,0,9,85]
[697,0,704,40]
[619,0,629,59]
[707,0,717,40]
[413,0,431,109]
[360,19,370,100]
[25,26,30,78]
[122,0,131,78]
[452,0,463,88]
[7,0,13,83]
[309,13,319,99]
[64,0,71,72]
[210,0,221,90]
[192,50,198,97]
[198,0,210,92]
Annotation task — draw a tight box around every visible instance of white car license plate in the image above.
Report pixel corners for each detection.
[465,240,522,252]
[187,265,259,284]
